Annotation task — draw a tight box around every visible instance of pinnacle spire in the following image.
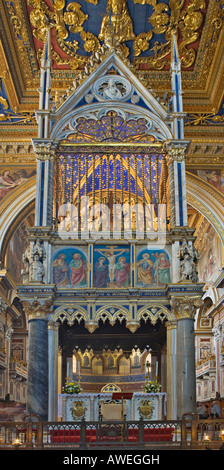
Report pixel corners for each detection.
[170,30,184,139]
[37,28,52,138]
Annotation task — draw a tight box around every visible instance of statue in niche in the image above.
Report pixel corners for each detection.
[21,240,45,284]
[30,253,45,283]
[178,240,199,283]
[99,0,135,44]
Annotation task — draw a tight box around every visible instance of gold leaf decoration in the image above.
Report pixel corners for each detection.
[27,0,209,70]
[84,0,98,4]
[149,3,170,34]
[80,31,100,53]
[133,31,153,56]
[99,0,136,44]
[64,3,88,34]
[0,96,9,110]
[147,0,206,69]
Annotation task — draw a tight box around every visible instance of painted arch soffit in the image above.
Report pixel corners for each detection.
[186,172,224,245]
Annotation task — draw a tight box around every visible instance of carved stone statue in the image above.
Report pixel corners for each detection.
[21,240,45,284]
[178,240,199,283]
[30,254,45,282]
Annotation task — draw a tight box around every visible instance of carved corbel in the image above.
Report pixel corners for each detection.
[126,320,140,333]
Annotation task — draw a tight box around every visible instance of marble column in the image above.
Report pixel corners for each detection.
[27,318,48,420]
[48,321,59,421]
[58,347,62,395]
[23,299,53,421]
[176,317,196,418]
[170,295,203,419]
[166,320,177,419]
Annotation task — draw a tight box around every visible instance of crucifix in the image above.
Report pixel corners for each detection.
[95,246,129,284]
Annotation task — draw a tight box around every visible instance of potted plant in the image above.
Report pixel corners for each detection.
[144,380,161,393]
[62,381,82,394]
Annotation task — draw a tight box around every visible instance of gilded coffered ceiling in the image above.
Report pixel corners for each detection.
[0,0,224,152]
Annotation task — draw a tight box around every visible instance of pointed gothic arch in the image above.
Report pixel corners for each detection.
[136,305,172,325]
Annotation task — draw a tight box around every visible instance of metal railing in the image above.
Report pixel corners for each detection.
[0,417,224,450]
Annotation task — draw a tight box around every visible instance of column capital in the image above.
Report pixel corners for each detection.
[48,320,59,331]
[22,299,53,320]
[170,295,203,320]
[165,320,177,330]
[32,139,57,160]
[165,140,189,162]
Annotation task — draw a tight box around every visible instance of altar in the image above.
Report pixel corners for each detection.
[58,392,167,421]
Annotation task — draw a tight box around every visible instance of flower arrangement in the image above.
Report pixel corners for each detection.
[62,381,82,394]
[144,381,161,393]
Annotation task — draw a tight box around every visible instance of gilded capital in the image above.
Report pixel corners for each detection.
[48,321,59,331]
[35,144,56,161]
[165,320,177,330]
[170,295,203,320]
[166,145,186,163]
[22,299,53,320]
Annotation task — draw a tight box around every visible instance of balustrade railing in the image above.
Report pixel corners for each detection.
[0,417,224,450]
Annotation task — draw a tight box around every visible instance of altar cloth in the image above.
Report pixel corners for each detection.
[58,392,167,421]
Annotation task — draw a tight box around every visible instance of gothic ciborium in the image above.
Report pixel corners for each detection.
[138,400,154,419]
[70,401,87,420]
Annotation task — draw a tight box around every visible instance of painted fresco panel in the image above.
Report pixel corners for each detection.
[198,224,222,282]
[189,169,224,194]
[93,245,130,288]
[136,247,171,286]
[0,167,36,201]
[51,245,172,288]
[52,247,88,287]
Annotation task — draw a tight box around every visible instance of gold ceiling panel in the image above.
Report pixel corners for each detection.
[0,0,223,140]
